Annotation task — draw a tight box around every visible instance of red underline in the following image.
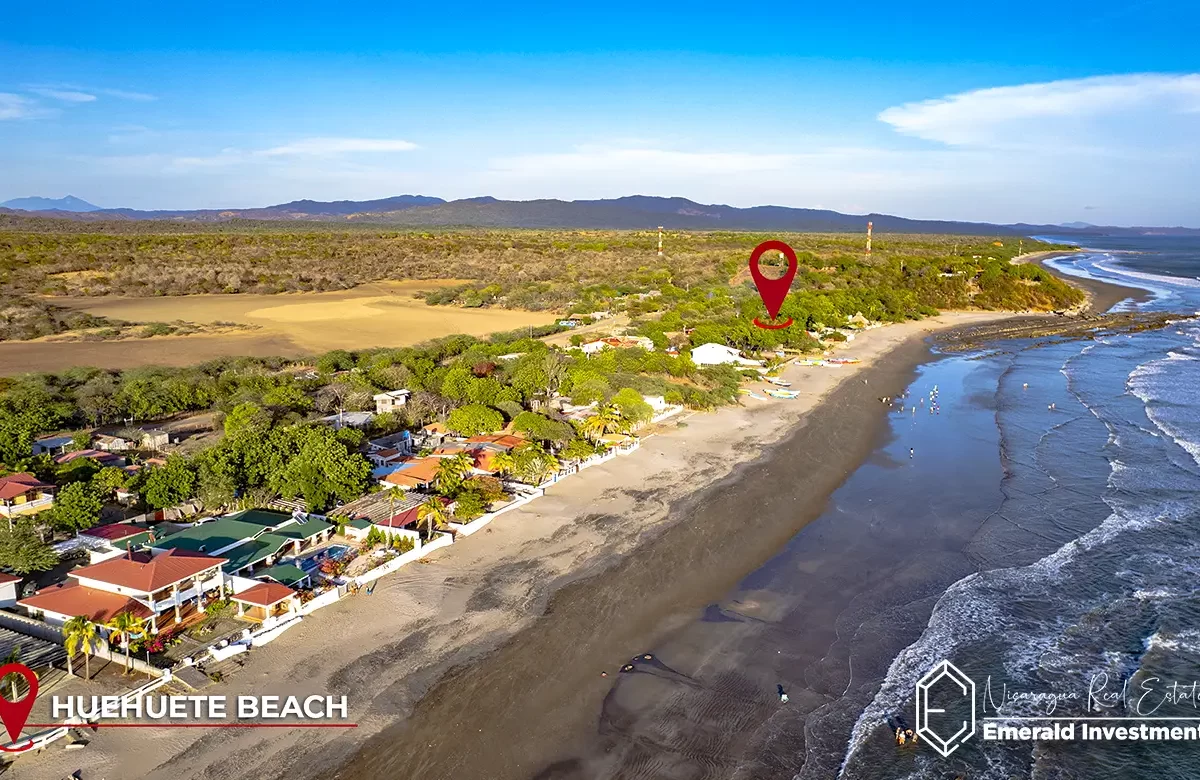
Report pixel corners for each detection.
[24,723,358,728]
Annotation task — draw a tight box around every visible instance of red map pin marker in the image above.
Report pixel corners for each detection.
[0,662,38,748]
[749,240,798,329]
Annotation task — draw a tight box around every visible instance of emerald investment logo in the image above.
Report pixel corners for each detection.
[915,659,976,757]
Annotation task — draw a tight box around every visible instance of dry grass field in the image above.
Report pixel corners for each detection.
[0,280,555,375]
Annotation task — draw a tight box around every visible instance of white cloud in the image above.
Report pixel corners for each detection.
[96,88,156,101]
[259,137,419,156]
[879,73,1200,152]
[30,88,96,103]
[0,93,43,120]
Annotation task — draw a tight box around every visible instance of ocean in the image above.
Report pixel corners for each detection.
[562,236,1200,780]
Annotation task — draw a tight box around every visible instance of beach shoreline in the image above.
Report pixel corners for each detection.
[19,311,1005,780]
[19,301,1133,779]
[1012,249,1149,313]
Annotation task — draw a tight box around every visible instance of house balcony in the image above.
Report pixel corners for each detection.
[0,496,54,517]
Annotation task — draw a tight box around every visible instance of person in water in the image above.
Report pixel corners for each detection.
[777,684,789,703]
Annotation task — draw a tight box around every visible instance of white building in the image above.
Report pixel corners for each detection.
[373,389,411,415]
[689,343,764,367]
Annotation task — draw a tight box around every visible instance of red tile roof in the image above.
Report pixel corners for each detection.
[19,581,152,623]
[71,548,226,593]
[232,581,295,607]
[0,472,53,501]
[81,523,148,542]
[0,572,21,585]
[381,457,443,489]
[377,497,450,528]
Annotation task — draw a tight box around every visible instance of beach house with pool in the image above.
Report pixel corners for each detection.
[149,509,335,578]
[19,547,227,633]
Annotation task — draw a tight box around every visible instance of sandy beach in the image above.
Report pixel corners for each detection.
[15,311,1012,780]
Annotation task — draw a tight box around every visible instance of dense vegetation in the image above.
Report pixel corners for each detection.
[0,297,116,341]
[1,218,1079,313]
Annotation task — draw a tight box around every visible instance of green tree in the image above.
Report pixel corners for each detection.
[272,428,370,511]
[0,519,59,574]
[610,388,654,428]
[143,456,197,509]
[453,490,487,521]
[63,616,99,680]
[92,466,128,498]
[445,404,503,437]
[51,481,103,535]
[223,401,270,438]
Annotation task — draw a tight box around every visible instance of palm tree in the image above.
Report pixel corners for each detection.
[416,498,449,542]
[2,646,22,701]
[105,611,146,675]
[63,616,99,681]
[531,451,561,485]
[490,451,516,477]
[435,452,474,496]
[580,404,623,441]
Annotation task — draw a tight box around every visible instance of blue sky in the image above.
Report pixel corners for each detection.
[2,1,1199,225]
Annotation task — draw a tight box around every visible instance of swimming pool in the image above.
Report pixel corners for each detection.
[298,544,353,572]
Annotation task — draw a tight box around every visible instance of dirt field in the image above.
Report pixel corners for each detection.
[0,281,556,375]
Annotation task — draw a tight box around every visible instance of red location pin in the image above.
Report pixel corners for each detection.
[749,240,798,329]
[0,662,38,749]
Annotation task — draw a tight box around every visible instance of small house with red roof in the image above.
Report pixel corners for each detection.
[0,472,55,518]
[230,581,300,625]
[0,572,22,608]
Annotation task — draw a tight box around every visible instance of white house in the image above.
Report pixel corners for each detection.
[580,336,655,355]
[689,343,764,367]
[373,389,411,415]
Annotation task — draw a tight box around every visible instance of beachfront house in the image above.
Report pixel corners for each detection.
[373,389,411,415]
[689,343,764,367]
[149,509,335,578]
[19,547,227,633]
[379,456,443,491]
[0,473,56,519]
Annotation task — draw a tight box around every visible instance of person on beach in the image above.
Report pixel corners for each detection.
[906,729,918,744]
[896,729,907,745]
[777,684,789,703]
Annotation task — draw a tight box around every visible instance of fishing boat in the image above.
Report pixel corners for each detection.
[765,377,792,387]
[765,389,800,399]
[738,389,767,400]
[827,357,861,365]
[798,359,825,366]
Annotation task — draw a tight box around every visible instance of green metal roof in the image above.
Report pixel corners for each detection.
[225,509,295,528]
[153,517,269,554]
[258,564,311,588]
[219,534,290,573]
[273,518,333,541]
[347,518,372,530]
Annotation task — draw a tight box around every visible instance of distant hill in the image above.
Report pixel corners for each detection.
[2,194,1197,236]
[0,195,101,212]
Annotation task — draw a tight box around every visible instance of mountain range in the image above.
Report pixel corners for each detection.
[2,194,1197,237]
